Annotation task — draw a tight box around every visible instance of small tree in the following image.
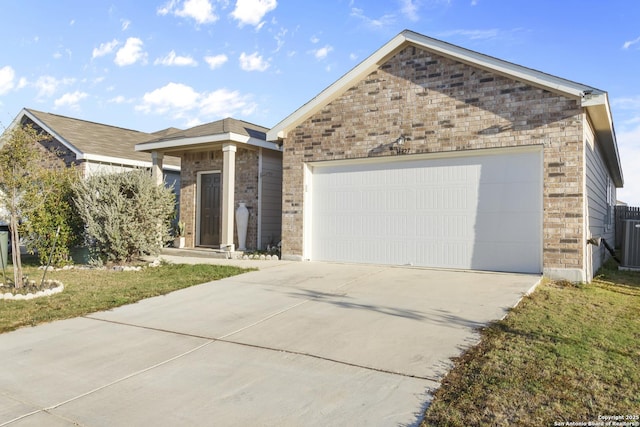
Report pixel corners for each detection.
[22,167,83,266]
[0,124,47,287]
[73,170,175,263]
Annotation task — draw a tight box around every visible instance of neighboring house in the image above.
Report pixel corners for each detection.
[136,118,283,252]
[267,30,623,282]
[3,108,181,190]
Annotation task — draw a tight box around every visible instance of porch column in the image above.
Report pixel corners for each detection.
[221,143,236,251]
[151,151,164,186]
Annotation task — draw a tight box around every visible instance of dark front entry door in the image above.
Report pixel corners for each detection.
[199,173,221,247]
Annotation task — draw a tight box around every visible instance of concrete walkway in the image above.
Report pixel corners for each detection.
[0,259,540,426]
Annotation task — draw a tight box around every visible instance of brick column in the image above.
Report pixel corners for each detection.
[221,143,236,251]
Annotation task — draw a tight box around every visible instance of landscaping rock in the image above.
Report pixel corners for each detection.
[1,280,64,301]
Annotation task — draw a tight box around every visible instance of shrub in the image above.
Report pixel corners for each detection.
[22,167,83,266]
[73,170,175,263]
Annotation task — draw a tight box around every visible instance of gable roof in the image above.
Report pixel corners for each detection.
[14,108,180,170]
[267,29,622,187]
[136,117,280,154]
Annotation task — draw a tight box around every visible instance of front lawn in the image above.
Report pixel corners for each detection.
[422,261,640,426]
[0,259,251,333]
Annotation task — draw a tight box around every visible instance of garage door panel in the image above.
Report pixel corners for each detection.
[310,150,542,273]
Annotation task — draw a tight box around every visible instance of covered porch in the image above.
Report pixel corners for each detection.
[136,118,282,253]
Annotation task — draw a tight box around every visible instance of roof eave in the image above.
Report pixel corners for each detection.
[82,154,180,171]
[267,29,604,142]
[266,34,406,142]
[583,94,623,187]
[136,132,281,153]
[6,108,84,156]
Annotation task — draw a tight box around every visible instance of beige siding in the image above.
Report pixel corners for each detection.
[585,120,616,277]
[260,149,283,248]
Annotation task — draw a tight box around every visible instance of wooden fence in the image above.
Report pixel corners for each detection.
[615,206,640,245]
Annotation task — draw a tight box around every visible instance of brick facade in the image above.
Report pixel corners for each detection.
[282,45,585,272]
[24,117,83,173]
[180,148,260,249]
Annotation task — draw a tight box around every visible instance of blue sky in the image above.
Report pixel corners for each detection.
[0,0,638,204]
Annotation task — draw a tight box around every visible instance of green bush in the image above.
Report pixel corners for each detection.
[73,170,175,263]
[22,168,83,266]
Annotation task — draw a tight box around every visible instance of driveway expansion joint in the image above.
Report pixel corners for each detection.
[83,315,440,382]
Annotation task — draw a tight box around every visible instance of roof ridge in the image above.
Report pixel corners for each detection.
[25,108,151,135]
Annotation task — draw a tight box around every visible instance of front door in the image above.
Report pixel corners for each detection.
[199,172,221,247]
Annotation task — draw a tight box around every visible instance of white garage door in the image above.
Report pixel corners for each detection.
[309,148,542,273]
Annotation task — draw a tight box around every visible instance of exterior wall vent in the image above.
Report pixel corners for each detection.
[621,220,640,270]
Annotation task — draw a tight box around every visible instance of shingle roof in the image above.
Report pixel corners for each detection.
[144,117,268,144]
[24,109,180,168]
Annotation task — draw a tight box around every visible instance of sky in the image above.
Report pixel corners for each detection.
[0,0,638,205]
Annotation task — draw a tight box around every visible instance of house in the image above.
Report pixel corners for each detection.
[267,30,623,282]
[3,108,181,188]
[135,118,282,252]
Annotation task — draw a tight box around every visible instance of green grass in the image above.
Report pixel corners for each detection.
[422,261,640,426]
[0,259,251,333]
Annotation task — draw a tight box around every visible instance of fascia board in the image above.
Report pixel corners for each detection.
[267,30,602,141]
[82,154,180,172]
[267,33,407,141]
[136,132,281,152]
[403,31,598,98]
[583,93,623,187]
[20,109,84,157]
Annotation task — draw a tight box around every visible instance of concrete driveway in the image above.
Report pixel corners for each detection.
[0,260,539,426]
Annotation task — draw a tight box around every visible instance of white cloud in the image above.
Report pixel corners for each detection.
[158,0,218,24]
[400,0,420,21]
[349,53,358,61]
[437,28,500,40]
[115,37,147,66]
[239,51,270,71]
[92,39,119,59]
[136,82,256,122]
[204,54,228,69]
[312,45,333,60]
[350,7,396,29]
[612,96,640,111]
[0,66,16,95]
[617,124,640,206]
[54,91,88,108]
[273,27,287,53]
[613,95,640,206]
[17,77,28,89]
[310,35,319,44]
[108,95,131,104]
[34,75,75,98]
[136,82,200,115]
[623,36,640,49]
[121,19,131,31]
[200,88,256,117]
[231,0,277,28]
[154,50,198,66]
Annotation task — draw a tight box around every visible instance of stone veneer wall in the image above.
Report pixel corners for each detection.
[180,147,259,249]
[282,44,585,273]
